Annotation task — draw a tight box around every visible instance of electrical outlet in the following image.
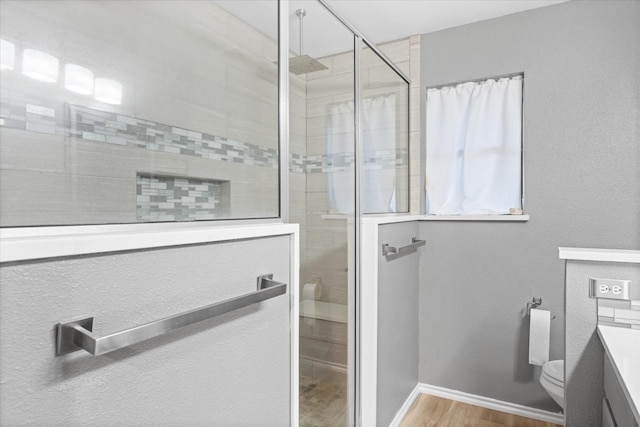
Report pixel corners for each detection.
[590,278,631,300]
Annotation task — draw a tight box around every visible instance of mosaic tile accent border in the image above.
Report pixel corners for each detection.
[137,174,228,222]
[304,149,408,174]
[0,90,279,169]
[597,299,640,329]
[290,153,306,174]
[1,91,409,174]
[71,105,280,168]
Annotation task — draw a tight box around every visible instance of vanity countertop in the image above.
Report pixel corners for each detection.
[597,325,640,423]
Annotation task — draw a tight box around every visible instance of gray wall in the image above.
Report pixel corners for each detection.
[419,0,640,411]
[0,236,291,426]
[564,260,640,427]
[377,222,420,426]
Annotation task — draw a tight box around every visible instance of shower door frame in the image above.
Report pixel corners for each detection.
[289,2,412,426]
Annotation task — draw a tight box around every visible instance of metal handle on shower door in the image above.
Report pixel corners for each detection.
[382,237,426,257]
[55,274,287,357]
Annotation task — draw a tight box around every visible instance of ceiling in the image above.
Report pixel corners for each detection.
[324,0,568,44]
[215,0,568,58]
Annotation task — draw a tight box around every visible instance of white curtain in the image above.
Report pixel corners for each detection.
[327,101,354,214]
[426,75,522,215]
[328,94,397,214]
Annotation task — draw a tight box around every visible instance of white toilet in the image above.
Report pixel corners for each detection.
[540,359,565,409]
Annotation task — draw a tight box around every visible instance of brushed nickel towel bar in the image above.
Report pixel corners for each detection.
[382,237,426,257]
[55,274,286,356]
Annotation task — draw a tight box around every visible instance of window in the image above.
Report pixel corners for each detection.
[425,74,523,216]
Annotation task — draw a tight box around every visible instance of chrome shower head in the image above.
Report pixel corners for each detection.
[289,8,327,75]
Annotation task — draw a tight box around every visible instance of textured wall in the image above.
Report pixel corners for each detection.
[419,0,640,411]
[564,260,640,427]
[0,236,292,426]
[377,222,420,426]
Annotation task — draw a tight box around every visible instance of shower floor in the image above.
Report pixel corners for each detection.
[300,377,347,427]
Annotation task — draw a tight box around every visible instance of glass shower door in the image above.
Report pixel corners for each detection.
[290,2,410,425]
[288,2,355,426]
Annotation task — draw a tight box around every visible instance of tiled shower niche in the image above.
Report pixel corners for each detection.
[136,174,230,222]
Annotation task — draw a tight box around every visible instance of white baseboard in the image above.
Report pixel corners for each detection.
[388,383,422,427]
[388,383,565,427]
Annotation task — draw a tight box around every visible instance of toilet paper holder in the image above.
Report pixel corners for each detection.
[526,297,556,319]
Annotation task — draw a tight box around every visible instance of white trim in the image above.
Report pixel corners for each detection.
[0,222,297,263]
[417,383,565,425]
[388,383,422,427]
[361,214,423,225]
[278,0,289,225]
[290,230,300,427]
[355,214,529,223]
[559,247,640,264]
[359,220,380,427]
[347,221,357,427]
[324,214,422,224]
[341,213,529,226]
[421,215,529,222]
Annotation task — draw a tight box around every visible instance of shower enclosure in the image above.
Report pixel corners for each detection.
[0,0,409,424]
[288,2,410,426]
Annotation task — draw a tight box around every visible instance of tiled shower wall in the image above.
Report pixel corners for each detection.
[0,1,279,226]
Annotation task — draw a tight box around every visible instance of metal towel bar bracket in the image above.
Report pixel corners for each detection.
[55,274,286,357]
[526,297,542,316]
[382,237,426,257]
[526,297,557,319]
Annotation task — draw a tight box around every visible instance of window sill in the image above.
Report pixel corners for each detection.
[319,213,529,223]
[421,215,529,222]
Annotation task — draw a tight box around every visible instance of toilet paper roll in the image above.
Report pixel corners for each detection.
[303,283,321,301]
[529,308,551,366]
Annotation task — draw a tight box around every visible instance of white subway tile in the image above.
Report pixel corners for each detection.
[26,104,55,117]
[613,317,640,325]
[614,308,640,321]
[598,306,615,317]
[81,131,106,142]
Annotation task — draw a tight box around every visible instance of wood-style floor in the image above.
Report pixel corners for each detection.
[399,394,562,427]
[300,379,348,427]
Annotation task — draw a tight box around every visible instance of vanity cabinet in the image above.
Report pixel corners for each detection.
[603,353,638,427]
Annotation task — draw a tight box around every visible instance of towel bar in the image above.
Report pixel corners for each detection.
[55,274,286,356]
[382,237,426,257]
